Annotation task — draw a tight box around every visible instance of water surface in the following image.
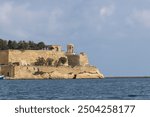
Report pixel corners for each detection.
[0,78,150,99]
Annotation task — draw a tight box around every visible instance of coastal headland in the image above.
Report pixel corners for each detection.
[0,44,104,79]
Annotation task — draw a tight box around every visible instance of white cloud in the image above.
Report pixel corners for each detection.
[0,2,48,39]
[130,9,150,27]
[0,1,67,41]
[99,4,115,17]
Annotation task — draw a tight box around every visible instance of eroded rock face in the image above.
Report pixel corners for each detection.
[76,72,104,79]
[50,71,74,79]
[11,66,104,79]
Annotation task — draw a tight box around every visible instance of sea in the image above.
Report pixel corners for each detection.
[0,78,150,100]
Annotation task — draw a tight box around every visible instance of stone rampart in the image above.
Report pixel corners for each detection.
[0,50,8,64]
[0,44,104,79]
[8,50,65,65]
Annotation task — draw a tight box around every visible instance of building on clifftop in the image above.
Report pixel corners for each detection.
[0,44,104,79]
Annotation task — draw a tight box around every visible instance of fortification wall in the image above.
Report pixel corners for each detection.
[10,66,104,79]
[0,45,104,79]
[79,53,89,66]
[0,65,14,77]
[0,50,8,64]
[66,55,80,67]
[8,50,66,65]
[66,53,89,67]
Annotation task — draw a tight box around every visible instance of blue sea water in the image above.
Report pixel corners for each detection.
[0,78,150,100]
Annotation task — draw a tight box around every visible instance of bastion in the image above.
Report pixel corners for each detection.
[0,44,104,79]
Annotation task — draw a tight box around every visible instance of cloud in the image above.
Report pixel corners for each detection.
[48,8,64,34]
[0,1,70,41]
[130,9,150,28]
[0,2,48,40]
[99,4,115,17]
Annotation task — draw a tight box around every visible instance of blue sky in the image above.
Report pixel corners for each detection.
[0,0,150,76]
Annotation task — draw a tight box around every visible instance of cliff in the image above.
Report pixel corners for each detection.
[7,66,104,79]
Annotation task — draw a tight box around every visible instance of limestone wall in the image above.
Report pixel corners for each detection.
[66,53,89,67]
[79,53,89,66]
[9,66,104,79]
[0,50,8,64]
[0,44,105,79]
[8,50,66,65]
[67,55,80,67]
[0,50,89,67]
[0,65,14,77]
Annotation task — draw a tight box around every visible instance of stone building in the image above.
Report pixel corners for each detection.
[0,44,104,79]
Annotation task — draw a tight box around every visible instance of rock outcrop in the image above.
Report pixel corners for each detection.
[8,66,104,79]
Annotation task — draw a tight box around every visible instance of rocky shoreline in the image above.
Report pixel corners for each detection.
[5,66,104,80]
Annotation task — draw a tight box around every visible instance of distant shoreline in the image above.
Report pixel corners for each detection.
[105,76,150,78]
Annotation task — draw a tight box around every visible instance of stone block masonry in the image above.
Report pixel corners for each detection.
[0,44,104,79]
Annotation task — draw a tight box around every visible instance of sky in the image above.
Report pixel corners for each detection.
[0,0,150,76]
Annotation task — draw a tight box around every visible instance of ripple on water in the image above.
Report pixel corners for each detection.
[0,78,150,99]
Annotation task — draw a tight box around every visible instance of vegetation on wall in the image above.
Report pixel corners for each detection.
[0,38,46,50]
[34,57,67,66]
[58,57,67,64]
[35,57,54,66]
